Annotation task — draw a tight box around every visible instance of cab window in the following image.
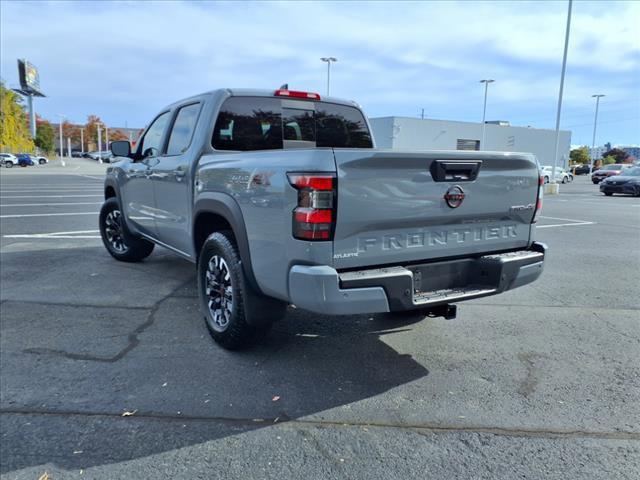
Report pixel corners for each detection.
[167,103,201,155]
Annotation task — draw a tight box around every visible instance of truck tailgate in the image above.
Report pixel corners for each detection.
[332,150,539,269]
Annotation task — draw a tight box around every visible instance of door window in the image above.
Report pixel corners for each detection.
[166,103,201,155]
[139,112,170,156]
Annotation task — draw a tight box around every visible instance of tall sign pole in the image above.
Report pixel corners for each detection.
[551,0,573,187]
[590,94,605,173]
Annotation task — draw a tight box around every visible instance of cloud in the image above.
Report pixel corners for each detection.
[1,0,638,144]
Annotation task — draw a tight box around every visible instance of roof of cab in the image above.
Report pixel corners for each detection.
[165,88,360,110]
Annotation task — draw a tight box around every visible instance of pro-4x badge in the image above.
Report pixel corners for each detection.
[444,185,465,208]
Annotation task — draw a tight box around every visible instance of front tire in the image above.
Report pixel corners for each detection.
[39,159,46,165]
[99,197,154,262]
[198,232,285,350]
[5,161,13,168]
[604,192,613,196]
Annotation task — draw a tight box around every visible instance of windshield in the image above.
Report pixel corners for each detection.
[603,164,622,170]
[620,167,640,176]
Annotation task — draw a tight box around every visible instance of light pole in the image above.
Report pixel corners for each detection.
[97,124,103,164]
[551,0,573,187]
[80,128,85,154]
[479,79,495,150]
[320,57,337,96]
[57,114,66,167]
[590,94,605,173]
[105,126,109,152]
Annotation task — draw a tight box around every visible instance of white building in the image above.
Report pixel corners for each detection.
[369,117,572,168]
[588,146,606,160]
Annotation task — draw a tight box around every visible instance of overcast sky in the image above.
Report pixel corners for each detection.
[1,0,638,145]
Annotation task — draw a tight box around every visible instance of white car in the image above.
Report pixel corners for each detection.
[0,153,18,168]
[541,165,572,184]
[32,155,49,165]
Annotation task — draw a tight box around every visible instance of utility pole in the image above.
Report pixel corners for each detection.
[80,128,85,154]
[551,0,573,187]
[590,94,605,173]
[479,79,495,150]
[97,124,103,164]
[320,57,337,96]
[105,127,109,152]
[67,137,71,160]
[57,114,66,167]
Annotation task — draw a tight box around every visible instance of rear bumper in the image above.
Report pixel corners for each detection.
[288,242,547,315]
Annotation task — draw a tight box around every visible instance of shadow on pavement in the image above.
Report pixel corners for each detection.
[0,246,430,473]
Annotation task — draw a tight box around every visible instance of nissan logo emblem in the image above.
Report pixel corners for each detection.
[444,185,465,208]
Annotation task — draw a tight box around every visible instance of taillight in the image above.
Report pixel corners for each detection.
[532,175,544,223]
[288,173,335,241]
[275,89,321,100]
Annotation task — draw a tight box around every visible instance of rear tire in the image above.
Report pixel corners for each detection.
[198,231,285,350]
[544,176,549,184]
[39,159,46,165]
[604,192,613,196]
[5,161,13,168]
[99,197,154,262]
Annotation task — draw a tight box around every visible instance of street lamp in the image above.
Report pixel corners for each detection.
[590,94,605,173]
[479,79,495,150]
[320,57,337,96]
[56,114,66,167]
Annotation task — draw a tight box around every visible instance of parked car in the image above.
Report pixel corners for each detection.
[32,155,49,165]
[591,164,631,184]
[87,151,112,162]
[571,164,591,175]
[541,165,571,184]
[599,166,640,197]
[71,150,84,158]
[0,153,18,168]
[101,87,546,350]
[16,154,34,167]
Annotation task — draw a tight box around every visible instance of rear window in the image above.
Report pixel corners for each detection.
[212,96,373,151]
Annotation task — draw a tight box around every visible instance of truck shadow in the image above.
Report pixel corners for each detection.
[0,246,430,474]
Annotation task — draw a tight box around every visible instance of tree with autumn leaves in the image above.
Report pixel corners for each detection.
[0,81,35,153]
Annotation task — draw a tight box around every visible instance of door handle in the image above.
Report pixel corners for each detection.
[174,168,186,178]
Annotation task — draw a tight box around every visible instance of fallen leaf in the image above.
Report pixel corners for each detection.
[38,473,50,480]
[162,382,167,387]
[122,410,137,417]
[73,450,83,454]
[272,396,280,402]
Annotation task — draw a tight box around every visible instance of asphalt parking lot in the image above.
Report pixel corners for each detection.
[1,158,639,479]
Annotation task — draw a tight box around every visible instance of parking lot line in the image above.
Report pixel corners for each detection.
[0,212,98,219]
[0,195,103,199]
[0,202,102,207]
[3,229,100,239]
[537,222,595,229]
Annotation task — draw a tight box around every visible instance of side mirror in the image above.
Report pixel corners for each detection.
[111,141,131,157]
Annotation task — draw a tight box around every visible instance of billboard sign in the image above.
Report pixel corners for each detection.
[17,59,44,96]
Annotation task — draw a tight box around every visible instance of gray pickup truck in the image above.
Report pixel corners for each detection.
[101,88,546,349]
